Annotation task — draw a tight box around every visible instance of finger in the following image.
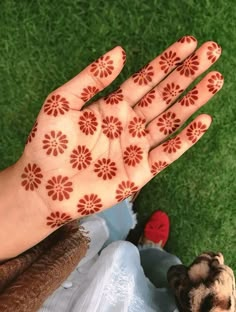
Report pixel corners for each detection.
[147,71,223,148]
[49,46,126,111]
[134,41,222,122]
[148,114,212,177]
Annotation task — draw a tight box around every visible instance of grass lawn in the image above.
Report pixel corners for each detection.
[0,0,235,269]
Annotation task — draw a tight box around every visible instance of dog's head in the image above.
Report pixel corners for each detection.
[167,252,236,312]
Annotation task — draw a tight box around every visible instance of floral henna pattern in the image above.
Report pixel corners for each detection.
[70,145,92,170]
[90,55,114,78]
[128,117,148,138]
[122,50,126,65]
[207,42,221,63]
[77,194,103,215]
[186,121,207,143]
[132,64,154,85]
[163,136,182,153]
[115,180,139,202]
[78,111,98,135]
[207,73,224,94]
[123,145,143,167]
[138,89,155,107]
[21,163,43,191]
[151,161,169,176]
[26,121,38,144]
[94,158,117,180]
[180,87,198,106]
[162,82,183,105]
[44,94,70,117]
[159,51,181,74]
[42,131,68,156]
[80,86,99,102]
[157,112,181,135]
[46,176,73,201]
[102,116,123,139]
[46,211,73,228]
[177,54,199,77]
[104,87,123,105]
[178,36,197,43]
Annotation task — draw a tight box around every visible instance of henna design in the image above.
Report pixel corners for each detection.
[163,137,182,153]
[77,194,103,215]
[90,55,114,78]
[123,145,143,167]
[46,176,73,201]
[101,116,123,139]
[128,117,148,138]
[46,211,73,228]
[44,94,69,117]
[94,158,117,180]
[180,87,198,106]
[207,73,224,94]
[78,111,98,135]
[21,163,43,191]
[104,87,123,105]
[132,64,154,85]
[157,112,181,135]
[138,89,155,107]
[42,131,68,156]
[81,86,99,102]
[186,121,207,143]
[178,36,197,43]
[151,161,169,176]
[207,42,221,63]
[70,145,92,170]
[162,82,183,105]
[26,121,38,144]
[159,51,181,73]
[177,54,199,77]
[122,50,126,65]
[115,180,139,202]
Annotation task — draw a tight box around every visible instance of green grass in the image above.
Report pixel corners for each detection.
[0,0,235,269]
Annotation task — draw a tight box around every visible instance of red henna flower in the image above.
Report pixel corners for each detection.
[122,50,126,65]
[115,180,139,202]
[90,55,114,78]
[78,110,98,135]
[178,36,197,43]
[46,176,73,201]
[162,82,183,105]
[26,121,38,144]
[46,211,73,228]
[163,137,182,153]
[132,64,154,85]
[70,145,92,170]
[77,194,103,215]
[123,145,143,167]
[138,89,155,107]
[207,73,224,94]
[186,121,207,143]
[44,94,70,117]
[94,158,117,180]
[207,43,221,63]
[104,87,123,105]
[80,86,99,102]
[157,112,181,135]
[128,117,148,138]
[159,51,181,73]
[102,116,123,139]
[177,54,199,77]
[151,161,169,176]
[21,163,43,191]
[42,131,68,156]
[180,87,198,106]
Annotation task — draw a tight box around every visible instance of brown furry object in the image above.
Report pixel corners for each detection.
[0,220,89,312]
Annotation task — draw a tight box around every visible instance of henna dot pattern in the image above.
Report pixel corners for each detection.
[26,121,38,144]
[128,117,148,138]
[78,111,98,135]
[123,145,143,167]
[21,163,43,191]
[44,94,70,117]
[207,73,224,94]
[90,55,114,78]
[46,176,73,201]
[178,36,197,43]
[94,158,117,180]
[77,194,103,215]
[101,116,123,139]
[70,145,92,170]
[132,64,154,85]
[138,90,155,108]
[80,86,99,102]
[159,51,181,73]
[46,211,73,228]
[186,121,207,143]
[157,112,181,135]
[177,54,199,77]
[162,137,182,153]
[104,87,123,105]
[42,131,68,156]
[180,87,198,106]
[115,180,139,202]
[207,42,221,63]
[151,161,169,176]
[162,83,183,105]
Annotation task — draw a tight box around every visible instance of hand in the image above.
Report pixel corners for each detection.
[18,36,223,228]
